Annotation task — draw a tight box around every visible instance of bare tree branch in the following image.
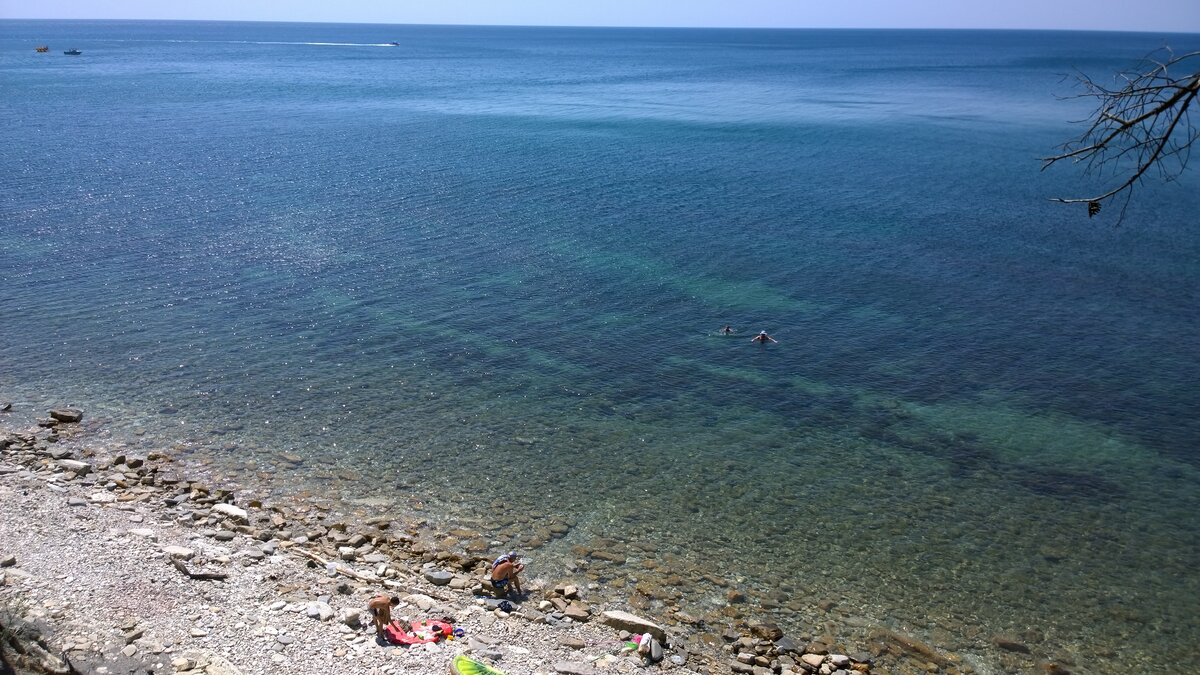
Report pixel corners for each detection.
[1043,49,1200,220]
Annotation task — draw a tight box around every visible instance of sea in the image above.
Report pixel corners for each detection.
[2,20,1199,673]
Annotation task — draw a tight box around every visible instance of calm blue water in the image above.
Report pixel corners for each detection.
[3,20,1199,672]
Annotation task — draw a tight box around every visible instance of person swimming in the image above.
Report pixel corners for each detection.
[751,330,777,344]
[720,325,734,335]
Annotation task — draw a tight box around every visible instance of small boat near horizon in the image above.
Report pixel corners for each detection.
[63,49,81,56]
[36,45,49,53]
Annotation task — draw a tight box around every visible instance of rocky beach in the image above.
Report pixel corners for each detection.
[0,403,893,675]
[0,402,1096,675]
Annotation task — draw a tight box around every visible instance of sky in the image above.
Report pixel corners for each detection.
[3,0,1199,33]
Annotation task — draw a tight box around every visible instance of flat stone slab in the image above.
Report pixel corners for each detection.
[212,503,248,522]
[49,408,83,423]
[57,459,92,475]
[424,569,453,586]
[163,546,195,561]
[599,610,665,642]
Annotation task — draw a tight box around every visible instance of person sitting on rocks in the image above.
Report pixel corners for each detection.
[368,595,400,636]
[490,552,524,597]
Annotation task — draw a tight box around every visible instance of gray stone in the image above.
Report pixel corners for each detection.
[49,408,83,423]
[57,459,92,475]
[67,497,88,507]
[189,628,208,638]
[212,503,248,522]
[424,569,453,586]
[598,610,665,642]
[213,530,236,542]
[563,604,590,622]
[162,546,195,561]
[0,555,15,568]
[829,654,850,668]
[649,638,663,662]
[559,637,586,650]
[276,635,295,645]
[776,636,802,654]
[339,608,363,628]
[731,662,755,674]
[306,601,334,621]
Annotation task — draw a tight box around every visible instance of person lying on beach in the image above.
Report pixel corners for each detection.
[490,552,524,597]
[368,595,400,635]
[751,330,778,344]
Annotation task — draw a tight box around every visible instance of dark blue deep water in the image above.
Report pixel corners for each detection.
[2,20,1199,672]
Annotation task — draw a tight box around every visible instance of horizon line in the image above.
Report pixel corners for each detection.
[3,16,1199,35]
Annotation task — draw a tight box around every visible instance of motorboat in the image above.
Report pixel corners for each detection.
[36,45,49,53]
[63,49,81,55]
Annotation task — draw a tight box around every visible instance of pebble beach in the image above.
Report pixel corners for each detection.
[0,405,925,675]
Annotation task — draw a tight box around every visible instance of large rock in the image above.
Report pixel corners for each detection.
[775,635,802,654]
[563,602,591,622]
[339,608,363,628]
[599,610,665,642]
[212,503,249,522]
[49,408,83,423]
[404,594,436,611]
[424,569,453,586]
[751,622,783,641]
[306,602,334,621]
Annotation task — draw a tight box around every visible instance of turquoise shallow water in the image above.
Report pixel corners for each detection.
[2,20,1200,672]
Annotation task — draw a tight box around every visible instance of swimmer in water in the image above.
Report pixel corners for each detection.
[721,325,734,335]
[751,330,777,344]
